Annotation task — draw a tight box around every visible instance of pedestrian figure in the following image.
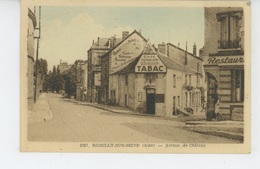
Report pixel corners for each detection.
[215,96,220,120]
[83,89,87,102]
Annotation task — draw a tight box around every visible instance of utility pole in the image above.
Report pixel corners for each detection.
[34,6,41,103]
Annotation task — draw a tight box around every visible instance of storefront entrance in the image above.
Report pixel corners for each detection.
[146,88,155,114]
[206,72,218,119]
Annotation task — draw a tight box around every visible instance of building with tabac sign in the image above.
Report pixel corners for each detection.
[101,36,205,117]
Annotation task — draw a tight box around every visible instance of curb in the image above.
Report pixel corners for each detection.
[186,121,243,126]
[191,129,244,142]
[67,99,164,118]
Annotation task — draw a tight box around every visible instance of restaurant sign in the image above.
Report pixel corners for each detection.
[206,56,244,65]
[135,54,166,73]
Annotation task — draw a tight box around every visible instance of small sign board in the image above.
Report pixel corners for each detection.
[156,94,165,103]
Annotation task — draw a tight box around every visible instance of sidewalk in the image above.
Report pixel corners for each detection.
[28,93,53,124]
[67,99,160,118]
[184,120,244,142]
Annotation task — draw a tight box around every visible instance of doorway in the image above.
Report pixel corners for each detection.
[146,88,155,114]
[206,72,218,119]
[173,96,176,115]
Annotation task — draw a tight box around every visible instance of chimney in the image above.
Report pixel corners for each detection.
[185,41,188,65]
[122,31,129,39]
[97,37,100,46]
[193,42,197,56]
[158,42,166,55]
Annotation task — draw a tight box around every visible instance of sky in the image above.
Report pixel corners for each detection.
[35,6,204,70]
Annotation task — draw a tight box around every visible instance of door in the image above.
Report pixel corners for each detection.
[146,89,155,114]
[207,73,218,113]
[173,96,176,115]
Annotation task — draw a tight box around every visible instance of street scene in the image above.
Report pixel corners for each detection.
[28,93,241,143]
[25,5,246,146]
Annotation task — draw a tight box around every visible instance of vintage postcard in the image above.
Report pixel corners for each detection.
[20,0,251,153]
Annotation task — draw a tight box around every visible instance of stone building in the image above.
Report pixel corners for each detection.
[101,34,205,117]
[100,30,148,104]
[57,61,70,74]
[76,61,88,101]
[27,8,37,110]
[110,43,204,116]
[201,7,244,121]
[87,35,122,103]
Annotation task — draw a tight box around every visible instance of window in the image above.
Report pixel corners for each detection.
[125,94,128,106]
[217,11,243,49]
[146,74,156,84]
[177,96,180,107]
[231,70,244,102]
[189,75,191,85]
[125,75,128,86]
[173,74,176,88]
[185,75,187,85]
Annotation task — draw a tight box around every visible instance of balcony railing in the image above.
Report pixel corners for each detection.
[218,39,241,49]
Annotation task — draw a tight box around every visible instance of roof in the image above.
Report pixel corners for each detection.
[157,53,197,74]
[100,30,147,58]
[111,54,142,75]
[112,48,198,75]
[89,37,122,51]
[167,43,203,61]
[142,42,157,55]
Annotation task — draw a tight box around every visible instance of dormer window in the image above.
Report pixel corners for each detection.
[217,11,243,50]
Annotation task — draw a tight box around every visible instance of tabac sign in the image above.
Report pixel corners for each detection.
[135,54,166,73]
[206,56,244,65]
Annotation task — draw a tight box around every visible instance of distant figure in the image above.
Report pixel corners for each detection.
[215,96,220,120]
[83,89,87,102]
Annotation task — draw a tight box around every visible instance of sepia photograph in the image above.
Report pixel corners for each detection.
[20,0,251,153]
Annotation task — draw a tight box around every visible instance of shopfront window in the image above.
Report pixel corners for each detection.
[231,70,244,102]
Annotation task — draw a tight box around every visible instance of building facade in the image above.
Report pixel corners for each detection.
[87,36,122,103]
[100,30,148,104]
[57,61,70,74]
[101,38,205,117]
[202,7,244,121]
[27,8,37,110]
[76,61,88,101]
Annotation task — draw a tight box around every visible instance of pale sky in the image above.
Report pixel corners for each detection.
[35,6,204,70]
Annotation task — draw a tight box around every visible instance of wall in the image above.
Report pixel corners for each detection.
[165,69,183,116]
[110,32,147,74]
[27,9,36,111]
[134,74,146,113]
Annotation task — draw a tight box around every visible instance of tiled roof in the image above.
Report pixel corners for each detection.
[167,43,203,61]
[111,55,142,75]
[90,38,122,50]
[100,30,147,58]
[157,53,197,74]
[111,42,200,75]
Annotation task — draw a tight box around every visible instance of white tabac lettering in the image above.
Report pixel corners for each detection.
[135,55,166,73]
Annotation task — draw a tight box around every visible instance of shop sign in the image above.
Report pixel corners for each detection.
[156,94,165,103]
[110,33,145,73]
[135,54,166,73]
[206,56,244,65]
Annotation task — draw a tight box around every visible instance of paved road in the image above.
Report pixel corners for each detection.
[28,93,239,143]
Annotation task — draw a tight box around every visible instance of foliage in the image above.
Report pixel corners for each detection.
[183,85,194,91]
